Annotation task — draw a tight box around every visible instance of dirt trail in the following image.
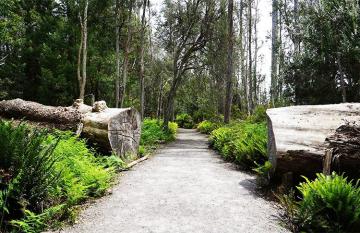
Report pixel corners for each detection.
[52,129,288,233]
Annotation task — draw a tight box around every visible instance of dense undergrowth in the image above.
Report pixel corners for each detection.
[0,118,177,232]
[0,120,122,232]
[175,113,194,129]
[209,121,267,169]
[197,120,223,134]
[139,119,178,156]
[198,106,268,170]
[279,173,360,233]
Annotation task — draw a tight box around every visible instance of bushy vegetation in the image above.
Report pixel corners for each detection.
[246,105,267,123]
[140,119,178,155]
[0,118,177,232]
[197,120,223,134]
[210,121,267,169]
[280,173,360,233]
[0,120,121,232]
[175,113,194,129]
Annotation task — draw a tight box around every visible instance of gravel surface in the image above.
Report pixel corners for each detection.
[51,129,289,233]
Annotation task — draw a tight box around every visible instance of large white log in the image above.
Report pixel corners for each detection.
[267,103,360,178]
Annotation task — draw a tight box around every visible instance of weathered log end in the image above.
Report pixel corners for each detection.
[267,103,360,179]
[326,124,360,178]
[109,108,141,158]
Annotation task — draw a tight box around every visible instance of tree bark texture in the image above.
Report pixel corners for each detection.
[139,0,147,119]
[247,0,253,113]
[115,0,121,108]
[119,1,133,108]
[271,0,279,104]
[224,0,234,124]
[78,0,88,100]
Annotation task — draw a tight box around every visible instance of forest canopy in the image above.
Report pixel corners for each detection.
[0,0,359,121]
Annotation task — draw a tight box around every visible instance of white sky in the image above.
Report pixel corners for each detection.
[150,0,272,86]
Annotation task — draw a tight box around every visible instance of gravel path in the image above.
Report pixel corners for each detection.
[52,129,288,233]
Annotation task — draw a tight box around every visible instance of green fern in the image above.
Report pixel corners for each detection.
[210,122,267,168]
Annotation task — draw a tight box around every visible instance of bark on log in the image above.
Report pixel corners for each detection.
[0,98,82,131]
[0,99,141,159]
[267,104,360,178]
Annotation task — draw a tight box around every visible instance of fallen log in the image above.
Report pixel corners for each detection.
[267,103,360,179]
[0,98,141,159]
[0,98,82,131]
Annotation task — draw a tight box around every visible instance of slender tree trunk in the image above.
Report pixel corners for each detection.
[271,0,279,105]
[115,0,121,108]
[77,18,83,98]
[294,0,300,55]
[253,0,259,107]
[79,0,88,100]
[120,2,133,108]
[147,0,153,60]
[278,5,284,101]
[139,0,147,119]
[239,0,247,114]
[247,0,253,114]
[163,73,179,129]
[224,0,234,124]
[216,76,225,115]
[338,55,347,103]
[157,74,163,119]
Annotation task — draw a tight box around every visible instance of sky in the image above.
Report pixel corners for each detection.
[150,0,273,86]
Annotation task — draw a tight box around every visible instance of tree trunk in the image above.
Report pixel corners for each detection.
[278,6,284,101]
[115,0,121,108]
[0,99,141,159]
[267,104,360,179]
[239,0,248,115]
[338,55,347,103]
[247,0,253,113]
[253,0,259,107]
[294,0,300,55]
[78,0,88,100]
[157,74,163,119]
[271,0,279,105]
[77,23,84,98]
[224,0,234,124]
[164,73,180,129]
[77,10,84,99]
[119,1,133,108]
[139,0,147,119]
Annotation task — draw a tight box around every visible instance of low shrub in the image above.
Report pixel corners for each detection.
[253,161,272,186]
[49,132,113,205]
[140,119,178,155]
[247,105,267,123]
[210,122,267,169]
[197,120,222,134]
[175,113,194,129]
[280,173,360,232]
[0,121,117,232]
[0,118,178,232]
[0,121,61,229]
[141,119,178,145]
